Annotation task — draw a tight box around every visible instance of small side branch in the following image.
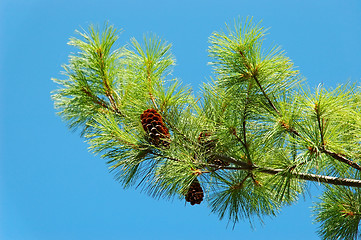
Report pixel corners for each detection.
[242,81,252,161]
[237,50,361,178]
[97,48,122,116]
[146,62,158,110]
[321,148,361,172]
[315,102,325,146]
[238,50,280,116]
[281,108,361,172]
[252,74,280,116]
[81,87,110,110]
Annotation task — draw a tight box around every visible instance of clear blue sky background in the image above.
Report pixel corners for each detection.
[1,0,361,239]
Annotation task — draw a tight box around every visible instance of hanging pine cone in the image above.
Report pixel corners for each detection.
[140,109,170,147]
[185,178,204,205]
[198,131,229,167]
[198,131,215,149]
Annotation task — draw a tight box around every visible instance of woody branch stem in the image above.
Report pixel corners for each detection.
[214,154,361,188]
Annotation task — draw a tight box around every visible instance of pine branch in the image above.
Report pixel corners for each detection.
[320,148,361,172]
[284,123,361,172]
[249,75,361,173]
[238,49,280,116]
[149,150,361,188]
[242,81,252,163]
[215,154,361,188]
[146,64,158,110]
[53,21,361,238]
[81,87,110,110]
[240,46,361,176]
[315,102,325,146]
[252,74,280,116]
[97,47,122,115]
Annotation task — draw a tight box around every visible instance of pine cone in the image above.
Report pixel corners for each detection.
[185,178,204,205]
[140,109,170,147]
[198,131,215,149]
[198,131,229,167]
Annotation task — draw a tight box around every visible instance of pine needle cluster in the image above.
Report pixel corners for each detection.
[52,19,361,239]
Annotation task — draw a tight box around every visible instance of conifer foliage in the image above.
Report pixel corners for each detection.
[52,19,361,239]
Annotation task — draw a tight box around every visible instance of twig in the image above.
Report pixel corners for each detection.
[315,102,325,146]
[145,60,159,110]
[238,50,280,116]
[283,116,361,172]
[81,87,110,110]
[97,47,122,115]
[320,148,361,172]
[214,154,361,188]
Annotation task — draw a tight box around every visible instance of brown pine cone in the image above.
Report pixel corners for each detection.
[185,178,204,205]
[140,109,170,147]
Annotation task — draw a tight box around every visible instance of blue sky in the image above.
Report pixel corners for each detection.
[1,0,361,239]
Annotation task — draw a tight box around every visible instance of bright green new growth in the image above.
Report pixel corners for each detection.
[52,19,361,239]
